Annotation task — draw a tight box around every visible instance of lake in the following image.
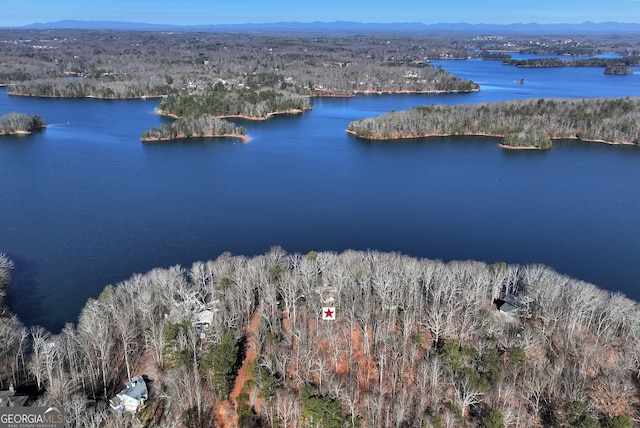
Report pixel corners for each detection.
[2,59,640,331]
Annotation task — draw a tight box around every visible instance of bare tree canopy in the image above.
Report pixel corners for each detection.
[1,249,640,427]
[347,97,640,147]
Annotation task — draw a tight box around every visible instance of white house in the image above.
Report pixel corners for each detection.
[109,376,148,414]
[193,310,214,338]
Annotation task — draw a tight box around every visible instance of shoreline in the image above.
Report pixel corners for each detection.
[498,143,544,150]
[8,92,166,100]
[155,107,309,121]
[555,135,638,146]
[347,130,638,149]
[346,129,505,140]
[142,133,250,143]
[218,108,308,121]
[312,88,480,98]
[6,88,479,101]
[0,130,33,136]
[0,125,46,137]
[351,88,479,95]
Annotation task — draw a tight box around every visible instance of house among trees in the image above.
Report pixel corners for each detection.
[193,309,214,338]
[109,376,148,414]
[494,293,525,315]
[0,385,29,407]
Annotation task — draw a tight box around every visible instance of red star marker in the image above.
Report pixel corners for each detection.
[322,307,335,321]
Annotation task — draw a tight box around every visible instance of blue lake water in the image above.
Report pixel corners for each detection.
[2,58,640,331]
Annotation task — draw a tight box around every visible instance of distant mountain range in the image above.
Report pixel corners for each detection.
[6,20,640,33]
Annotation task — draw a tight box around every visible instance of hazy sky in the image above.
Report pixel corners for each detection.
[2,0,640,27]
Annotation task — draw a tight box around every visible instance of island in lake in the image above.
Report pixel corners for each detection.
[0,112,46,136]
[141,115,248,142]
[347,97,640,149]
[604,65,635,75]
[143,88,312,142]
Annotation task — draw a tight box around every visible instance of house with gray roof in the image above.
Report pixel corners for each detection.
[494,293,525,315]
[109,376,148,414]
[0,387,29,407]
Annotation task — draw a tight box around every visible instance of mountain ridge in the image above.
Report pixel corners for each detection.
[6,19,640,33]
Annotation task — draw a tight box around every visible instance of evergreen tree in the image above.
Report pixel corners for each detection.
[210,333,239,399]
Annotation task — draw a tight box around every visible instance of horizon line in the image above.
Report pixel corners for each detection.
[5,19,640,28]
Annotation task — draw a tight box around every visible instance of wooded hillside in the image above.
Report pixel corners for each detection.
[1,249,639,427]
[0,30,478,99]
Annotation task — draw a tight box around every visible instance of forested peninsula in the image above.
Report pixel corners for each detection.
[7,79,171,99]
[1,249,640,427]
[503,56,640,69]
[347,97,640,149]
[479,51,640,74]
[0,112,46,135]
